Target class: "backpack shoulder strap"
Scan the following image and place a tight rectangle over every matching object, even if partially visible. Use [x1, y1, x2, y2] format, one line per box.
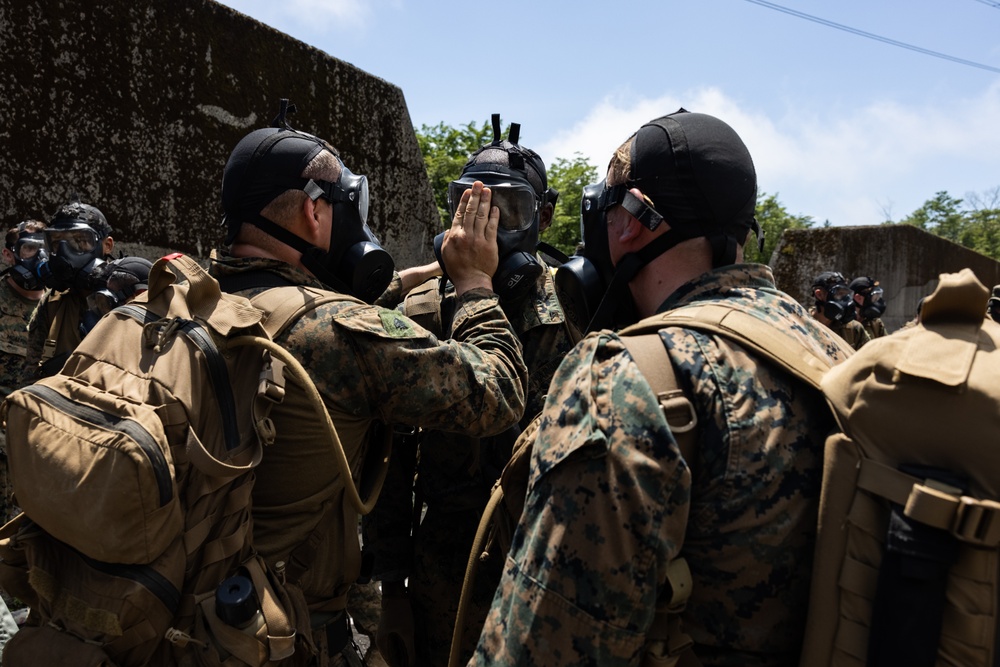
[620, 332, 699, 467]
[402, 278, 448, 338]
[622, 302, 838, 392]
[248, 285, 363, 340]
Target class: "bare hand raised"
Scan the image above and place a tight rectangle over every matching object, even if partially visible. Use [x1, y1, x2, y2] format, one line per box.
[441, 181, 499, 295]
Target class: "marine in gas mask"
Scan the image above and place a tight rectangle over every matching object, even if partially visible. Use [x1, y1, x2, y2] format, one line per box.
[0, 219, 49, 524]
[849, 275, 889, 338]
[22, 200, 116, 383]
[367, 115, 580, 667]
[0, 220, 47, 396]
[555, 109, 765, 335]
[433, 115, 560, 305]
[810, 271, 870, 351]
[2, 220, 48, 294]
[221, 100, 394, 304]
[79, 256, 152, 338]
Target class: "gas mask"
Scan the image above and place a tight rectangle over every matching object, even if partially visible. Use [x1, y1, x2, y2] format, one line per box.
[434, 167, 543, 302]
[81, 274, 148, 337]
[5, 233, 48, 291]
[858, 287, 886, 321]
[554, 180, 639, 333]
[819, 284, 857, 324]
[299, 161, 394, 304]
[37, 222, 107, 291]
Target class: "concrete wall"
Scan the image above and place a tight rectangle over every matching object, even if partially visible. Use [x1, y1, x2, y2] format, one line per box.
[0, 0, 438, 267]
[771, 225, 1000, 331]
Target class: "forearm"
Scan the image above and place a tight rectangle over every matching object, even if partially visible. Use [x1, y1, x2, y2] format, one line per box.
[446, 288, 527, 436]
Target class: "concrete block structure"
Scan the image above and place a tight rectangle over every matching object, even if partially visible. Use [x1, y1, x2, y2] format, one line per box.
[771, 225, 1000, 332]
[0, 0, 438, 267]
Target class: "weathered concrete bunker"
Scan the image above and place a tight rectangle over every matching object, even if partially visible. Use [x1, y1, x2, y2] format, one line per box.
[771, 225, 1000, 332]
[0, 0, 438, 266]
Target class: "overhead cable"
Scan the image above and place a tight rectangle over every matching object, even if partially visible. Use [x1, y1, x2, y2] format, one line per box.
[744, 0, 1000, 75]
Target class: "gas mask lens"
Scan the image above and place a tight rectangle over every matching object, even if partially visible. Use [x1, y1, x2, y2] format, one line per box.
[44, 226, 100, 257]
[828, 285, 852, 303]
[869, 287, 884, 303]
[447, 181, 539, 231]
[15, 236, 45, 260]
[87, 289, 121, 316]
[338, 167, 370, 225]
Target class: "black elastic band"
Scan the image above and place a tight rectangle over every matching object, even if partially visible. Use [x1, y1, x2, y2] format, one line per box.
[586, 225, 703, 333]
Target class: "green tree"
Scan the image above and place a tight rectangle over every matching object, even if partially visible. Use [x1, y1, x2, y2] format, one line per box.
[744, 192, 814, 264]
[540, 154, 599, 256]
[415, 120, 494, 227]
[899, 191, 966, 243]
[889, 189, 1000, 261]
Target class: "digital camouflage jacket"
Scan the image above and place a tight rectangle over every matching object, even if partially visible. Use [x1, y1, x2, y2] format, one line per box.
[474, 264, 848, 667]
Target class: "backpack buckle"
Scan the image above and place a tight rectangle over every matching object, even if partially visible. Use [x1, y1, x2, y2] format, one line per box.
[952, 497, 1000, 546]
[658, 390, 697, 434]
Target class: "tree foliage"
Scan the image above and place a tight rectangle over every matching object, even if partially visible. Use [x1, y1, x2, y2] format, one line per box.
[743, 192, 814, 264]
[415, 120, 494, 227]
[540, 154, 598, 256]
[892, 188, 1000, 261]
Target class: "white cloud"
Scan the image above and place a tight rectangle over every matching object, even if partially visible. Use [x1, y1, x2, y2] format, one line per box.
[540, 82, 1000, 226]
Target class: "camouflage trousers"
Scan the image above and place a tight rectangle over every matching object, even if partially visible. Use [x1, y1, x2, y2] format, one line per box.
[410, 505, 504, 667]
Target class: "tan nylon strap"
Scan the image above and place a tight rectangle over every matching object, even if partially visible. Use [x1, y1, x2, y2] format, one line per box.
[246, 556, 296, 661]
[184, 425, 263, 478]
[838, 557, 878, 598]
[856, 458, 917, 507]
[620, 333, 698, 468]
[857, 458, 1000, 545]
[834, 617, 870, 660]
[618, 330, 701, 667]
[248, 285, 361, 340]
[621, 303, 838, 391]
[184, 484, 254, 557]
[941, 605, 994, 646]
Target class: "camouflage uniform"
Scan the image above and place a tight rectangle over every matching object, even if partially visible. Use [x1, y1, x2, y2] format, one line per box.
[0, 277, 41, 523]
[809, 306, 870, 351]
[473, 265, 850, 667]
[21, 288, 87, 385]
[860, 316, 887, 339]
[366, 261, 579, 667]
[208, 254, 527, 659]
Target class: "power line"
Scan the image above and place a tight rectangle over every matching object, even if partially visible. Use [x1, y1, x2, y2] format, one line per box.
[971, 0, 1000, 9]
[743, 0, 1000, 75]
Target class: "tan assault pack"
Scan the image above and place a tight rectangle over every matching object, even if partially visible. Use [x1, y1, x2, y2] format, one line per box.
[0, 254, 384, 667]
[801, 269, 1000, 667]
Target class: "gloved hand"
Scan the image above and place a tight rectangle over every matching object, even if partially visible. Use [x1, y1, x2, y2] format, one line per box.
[376, 589, 415, 667]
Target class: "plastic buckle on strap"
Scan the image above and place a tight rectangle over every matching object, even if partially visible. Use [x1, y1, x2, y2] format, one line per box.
[952, 498, 1000, 546]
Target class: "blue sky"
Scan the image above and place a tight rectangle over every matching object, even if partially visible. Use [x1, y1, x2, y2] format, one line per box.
[214, 0, 1000, 226]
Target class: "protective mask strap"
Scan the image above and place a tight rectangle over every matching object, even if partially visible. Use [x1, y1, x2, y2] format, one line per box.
[586, 226, 701, 332]
[245, 214, 354, 295]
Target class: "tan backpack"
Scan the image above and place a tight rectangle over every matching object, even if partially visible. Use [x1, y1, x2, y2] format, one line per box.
[800, 268, 1000, 667]
[0, 254, 387, 667]
[618, 270, 1000, 666]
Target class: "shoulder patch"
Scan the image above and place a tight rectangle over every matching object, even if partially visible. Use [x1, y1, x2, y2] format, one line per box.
[379, 310, 418, 337]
